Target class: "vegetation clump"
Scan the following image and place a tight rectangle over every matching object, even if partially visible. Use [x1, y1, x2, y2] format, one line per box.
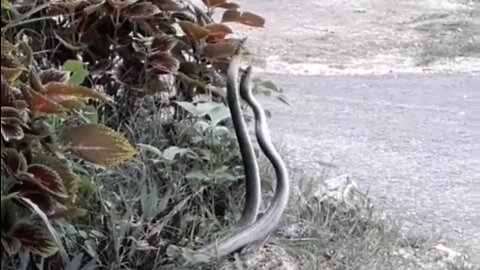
[1, 0, 277, 268]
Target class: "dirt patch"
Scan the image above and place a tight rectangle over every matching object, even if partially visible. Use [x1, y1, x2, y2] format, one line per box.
[411, 6, 480, 65]
[233, 0, 479, 74]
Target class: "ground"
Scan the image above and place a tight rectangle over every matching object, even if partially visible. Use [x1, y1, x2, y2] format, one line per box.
[260, 73, 480, 264]
[238, 0, 479, 74]
[219, 0, 480, 265]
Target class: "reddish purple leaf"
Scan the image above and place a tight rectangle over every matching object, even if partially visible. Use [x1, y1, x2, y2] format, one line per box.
[0, 123, 24, 142]
[9, 222, 58, 257]
[39, 69, 70, 84]
[1, 148, 27, 176]
[25, 193, 56, 215]
[155, 0, 184, 11]
[202, 0, 226, 7]
[127, 2, 161, 19]
[151, 35, 178, 53]
[1, 75, 16, 106]
[25, 164, 68, 199]
[216, 2, 240, 9]
[178, 21, 210, 42]
[239, 11, 265, 27]
[149, 53, 179, 75]
[221, 9, 241, 22]
[1, 106, 25, 142]
[13, 189, 56, 215]
[106, 0, 138, 10]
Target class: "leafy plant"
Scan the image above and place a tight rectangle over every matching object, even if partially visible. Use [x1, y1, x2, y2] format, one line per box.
[1, 0, 267, 126]
[0, 36, 136, 266]
[1, 0, 285, 268]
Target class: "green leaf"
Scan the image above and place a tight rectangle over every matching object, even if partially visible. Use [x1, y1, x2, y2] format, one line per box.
[140, 182, 160, 221]
[63, 60, 89, 86]
[162, 146, 197, 161]
[82, 105, 98, 124]
[185, 171, 208, 182]
[65, 253, 84, 270]
[207, 104, 230, 126]
[137, 143, 163, 157]
[175, 101, 231, 125]
[174, 101, 199, 116]
[195, 102, 222, 117]
[212, 167, 239, 183]
[157, 188, 171, 214]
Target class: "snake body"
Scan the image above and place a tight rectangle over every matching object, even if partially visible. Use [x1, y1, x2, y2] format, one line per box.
[239, 65, 290, 243]
[192, 56, 290, 263]
[225, 55, 262, 228]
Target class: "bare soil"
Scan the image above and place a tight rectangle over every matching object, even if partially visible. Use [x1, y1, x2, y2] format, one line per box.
[235, 0, 479, 74]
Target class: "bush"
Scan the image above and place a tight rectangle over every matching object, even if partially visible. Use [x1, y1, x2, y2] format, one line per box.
[1, 0, 277, 268]
[1, 55, 136, 268]
[2, 0, 266, 126]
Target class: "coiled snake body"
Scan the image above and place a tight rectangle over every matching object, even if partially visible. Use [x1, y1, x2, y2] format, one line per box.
[192, 54, 290, 263]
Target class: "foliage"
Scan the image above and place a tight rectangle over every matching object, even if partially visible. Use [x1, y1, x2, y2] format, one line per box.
[1, 32, 136, 268]
[8, 106, 258, 269]
[1, 0, 268, 126]
[1, 0, 286, 268]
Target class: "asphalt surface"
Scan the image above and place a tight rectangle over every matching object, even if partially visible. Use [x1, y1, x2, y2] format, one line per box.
[256, 72, 480, 255]
[228, 0, 480, 259]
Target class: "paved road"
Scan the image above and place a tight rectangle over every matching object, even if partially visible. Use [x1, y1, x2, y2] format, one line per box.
[230, 0, 480, 259]
[257, 72, 480, 255]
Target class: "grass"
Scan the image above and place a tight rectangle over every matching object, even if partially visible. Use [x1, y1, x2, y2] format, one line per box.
[31, 106, 478, 269]
[277, 176, 477, 270]
[413, 11, 480, 66]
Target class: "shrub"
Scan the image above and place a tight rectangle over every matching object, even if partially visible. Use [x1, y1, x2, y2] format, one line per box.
[2, 0, 266, 127]
[1, 0, 277, 268]
[1, 40, 136, 268]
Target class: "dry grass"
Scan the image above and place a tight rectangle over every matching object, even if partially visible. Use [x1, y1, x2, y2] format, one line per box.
[414, 10, 480, 66]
